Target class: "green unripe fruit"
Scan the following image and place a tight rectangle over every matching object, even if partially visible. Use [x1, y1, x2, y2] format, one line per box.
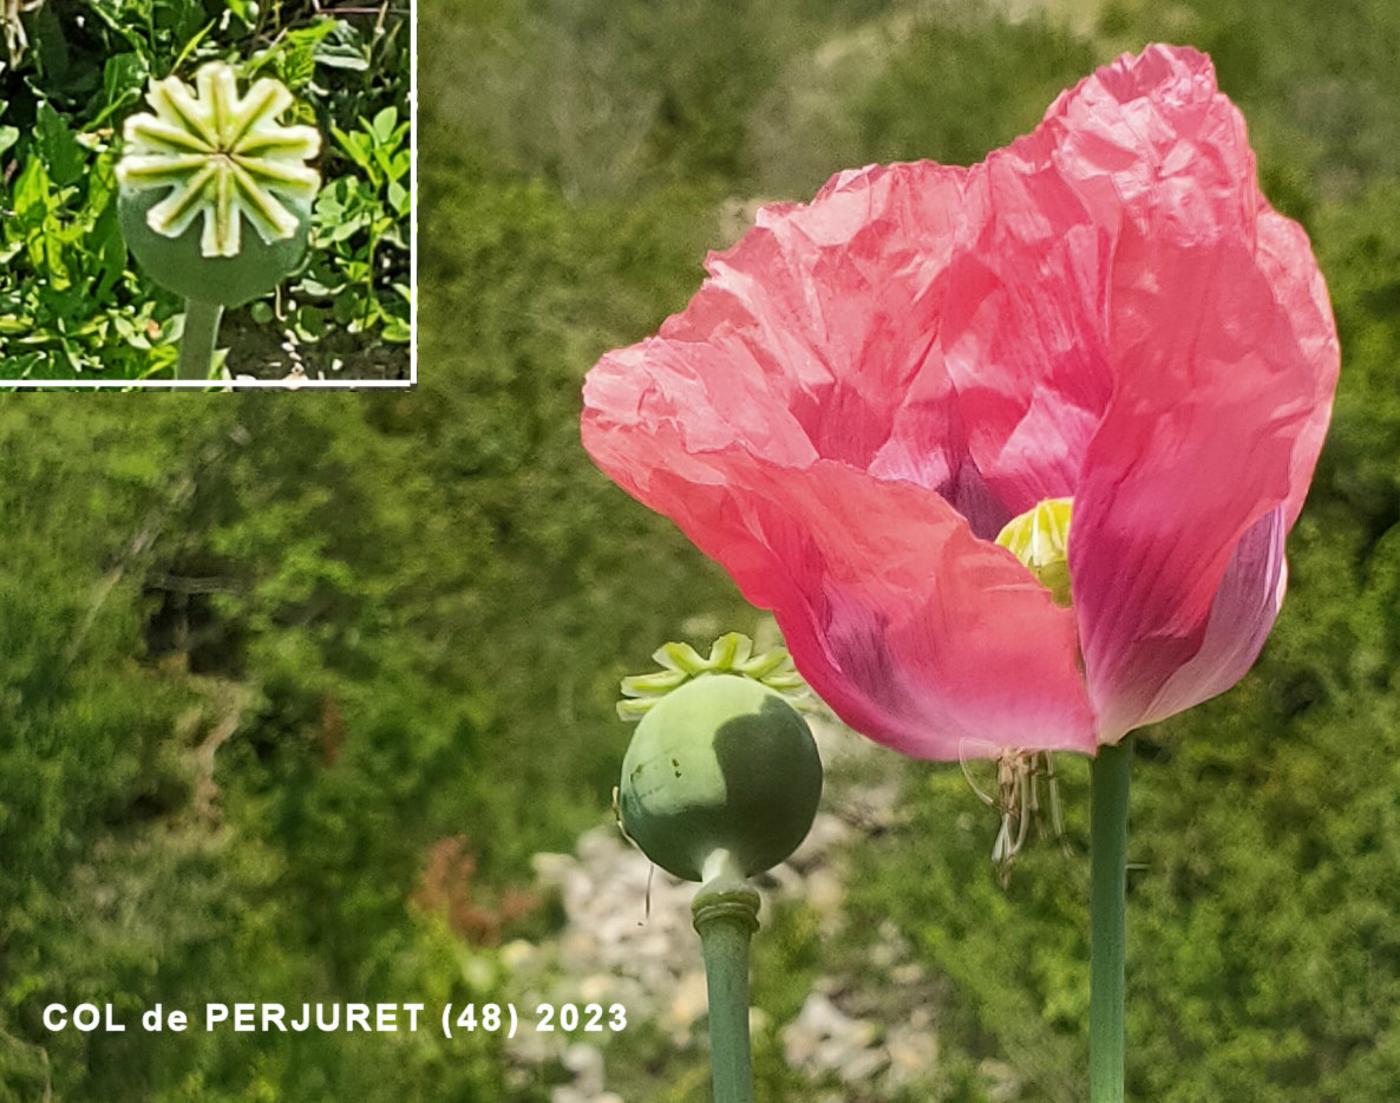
[619, 674, 822, 882]
[118, 186, 311, 308]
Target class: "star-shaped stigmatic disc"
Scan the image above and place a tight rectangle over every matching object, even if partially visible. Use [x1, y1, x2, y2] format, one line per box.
[116, 62, 321, 259]
[616, 632, 813, 721]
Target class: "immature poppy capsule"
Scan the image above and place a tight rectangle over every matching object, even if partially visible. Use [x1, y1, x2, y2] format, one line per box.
[118, 189, 313, 308]
[618, 672, 822, 883]
[116, 62, 321, 307]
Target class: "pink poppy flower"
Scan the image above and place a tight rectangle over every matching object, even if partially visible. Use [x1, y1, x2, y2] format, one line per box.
[581, 44, 1338, 761]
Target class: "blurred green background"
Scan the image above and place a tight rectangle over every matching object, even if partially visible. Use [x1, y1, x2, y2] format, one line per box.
[4, 0, 1400, 1098]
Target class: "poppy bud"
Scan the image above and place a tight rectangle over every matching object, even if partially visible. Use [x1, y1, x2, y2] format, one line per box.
[618, 671, 822, 883]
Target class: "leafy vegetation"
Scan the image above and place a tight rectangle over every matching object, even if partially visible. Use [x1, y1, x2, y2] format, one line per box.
[1, 0, 1398, 1100]
[0, 0, 409, 380]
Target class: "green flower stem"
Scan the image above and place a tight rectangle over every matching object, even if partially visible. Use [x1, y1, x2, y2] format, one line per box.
[177, 299, 224, 380]
[1089, 736, 1134, 1103]
[692, 851, 759, 1103]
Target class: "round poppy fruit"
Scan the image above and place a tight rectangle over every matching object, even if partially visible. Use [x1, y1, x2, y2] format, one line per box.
[118, 186, 312, 308]
[618, 674, 822, 882]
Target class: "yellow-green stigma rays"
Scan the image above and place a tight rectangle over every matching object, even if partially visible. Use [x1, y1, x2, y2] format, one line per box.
[995, 497, 1074, 606]
[616, 632, 811, 721]
[116, 62, 320, 259]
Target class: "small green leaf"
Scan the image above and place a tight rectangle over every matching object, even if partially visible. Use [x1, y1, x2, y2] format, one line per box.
[387, 180, 410, 217]
[225, 0, 258, 25]
[102, 53, 148, 115]
[12, 158, 54, 220]
[295, 304, 325, 339]
[36, 103, 86, 188]
[371, 107, 397, 143]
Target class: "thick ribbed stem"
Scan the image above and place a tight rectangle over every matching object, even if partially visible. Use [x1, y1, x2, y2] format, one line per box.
[692, 850, 758, 1103]
[1089, 736, 1133, 1103]
[177, 299, 223, 380]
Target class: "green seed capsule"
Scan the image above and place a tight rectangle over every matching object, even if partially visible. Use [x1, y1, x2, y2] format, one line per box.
[618, 674, 822, 882]
[118, 186, 312, 308]
[115, 63, 321, 309]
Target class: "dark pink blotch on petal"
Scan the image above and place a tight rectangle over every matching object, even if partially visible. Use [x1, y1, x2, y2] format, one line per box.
[1134, 507, 1286, 728]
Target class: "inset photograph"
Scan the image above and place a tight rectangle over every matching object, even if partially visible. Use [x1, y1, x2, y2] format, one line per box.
[0, 0, 412, 385]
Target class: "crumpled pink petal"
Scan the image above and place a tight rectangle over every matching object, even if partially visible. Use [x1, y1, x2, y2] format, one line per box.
[584, 162, 1095, 759]
[937, 135, 1117, 516]
[1044, 47, 1339, 740]
[581, 43, 1338, 759]
[584, 404, 1097, 759]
